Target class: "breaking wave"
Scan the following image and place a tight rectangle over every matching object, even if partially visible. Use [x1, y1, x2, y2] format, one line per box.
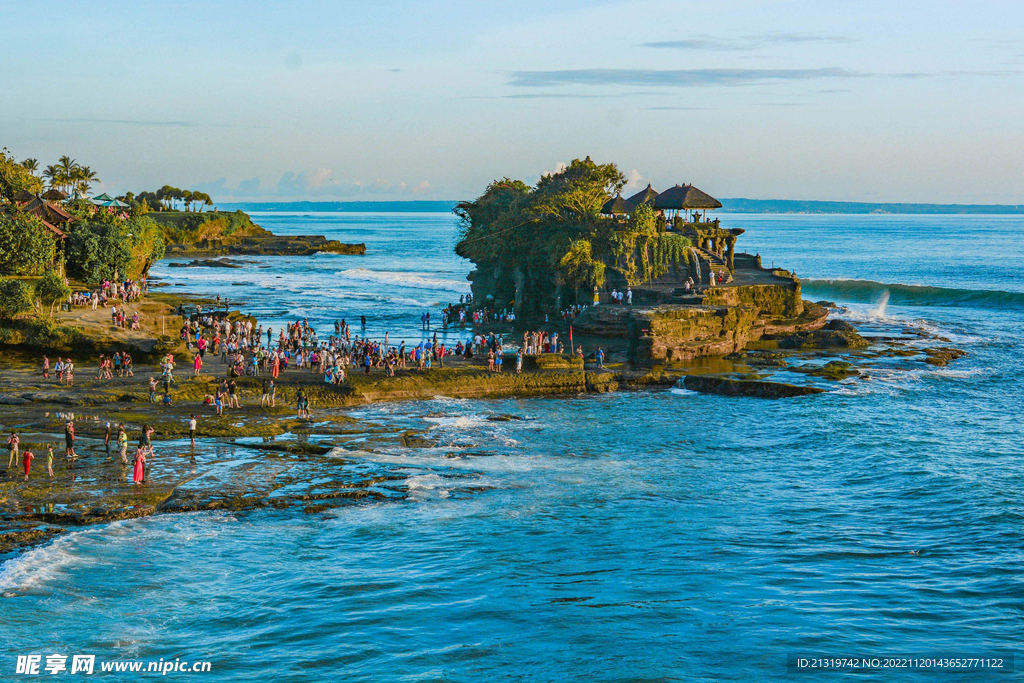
[336, 268, 470, 293]
[803, 279, 1024, 311]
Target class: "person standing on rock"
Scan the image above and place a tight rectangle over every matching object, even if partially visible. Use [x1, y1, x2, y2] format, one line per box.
[596, 347, 605, 369]
[188, 415, 197, 449]
[64, 422, 77, 459]
[117, 426, 129, 464]
[42, 355, 50, 379]
[132, 445, 146, 485]
[7, 432, 19, 469]
[104, 423, 112, 459]
[22, 448, 33, 481]
[46, 444, 55, 478]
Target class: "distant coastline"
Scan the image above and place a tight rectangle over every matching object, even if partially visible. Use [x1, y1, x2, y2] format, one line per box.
[219, 199, 1024, 215]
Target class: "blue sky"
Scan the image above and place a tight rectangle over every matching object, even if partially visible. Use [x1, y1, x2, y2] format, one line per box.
[3, 0, 1023, 203]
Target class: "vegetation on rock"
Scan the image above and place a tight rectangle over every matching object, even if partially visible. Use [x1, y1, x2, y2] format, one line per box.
[455, 158, 690, 313]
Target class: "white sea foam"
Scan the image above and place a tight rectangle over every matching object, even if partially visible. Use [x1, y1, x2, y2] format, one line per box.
[406, 473, 451, 498]
[336, 267, 470, 293]
[424, 415, 489, 430]
[0, 523, 115, 595]
[669, 386, 698, 397]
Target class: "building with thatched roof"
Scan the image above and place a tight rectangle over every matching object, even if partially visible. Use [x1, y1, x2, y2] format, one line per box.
[42, 188, 68, 202]
[625, 184, 659, 209]
[12, 189, 37, 205]
[652, 184, 722, 211]
[600, 194, 632, 216]
[20, 196, 76, 229]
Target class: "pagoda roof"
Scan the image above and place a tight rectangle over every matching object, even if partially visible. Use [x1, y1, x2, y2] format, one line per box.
[625, 184, 659, 208]
[652, 184, 722, 210]
[600, 194, 633, 215]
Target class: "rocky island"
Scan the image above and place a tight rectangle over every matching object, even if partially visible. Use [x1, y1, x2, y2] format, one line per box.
[0, 153, 968, 555]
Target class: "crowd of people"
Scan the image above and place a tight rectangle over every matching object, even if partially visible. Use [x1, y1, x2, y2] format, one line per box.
[6, 420, 157, 485]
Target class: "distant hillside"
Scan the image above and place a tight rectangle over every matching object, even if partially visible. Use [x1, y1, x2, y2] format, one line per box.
[718, 199, 1024, 214]
[218, 199, 1024, 215]
[219, 201, 460, 213]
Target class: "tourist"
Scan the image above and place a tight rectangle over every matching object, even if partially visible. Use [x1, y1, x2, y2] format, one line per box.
[188, 415, 197, 449]
[149, 377, 158, 402]
[64, 421, 77, 459]
[22, 448, 33, 480]
[117, 426, 129, 464]
[296, 390, 309, 418]
[42, 355, 49, 379]
[7, 432, 19, 469]
[516, 350, 523, 374]
[626, 288, 633, 305]
[132, 445, 146, 485]
[596, 347, 605, 369]
[46, 444, 55, 478]
[104, 422, 112, 459]
[214, 386, 224, 416]
[194, 352, 202, 376]
[229, 380, 240, 408]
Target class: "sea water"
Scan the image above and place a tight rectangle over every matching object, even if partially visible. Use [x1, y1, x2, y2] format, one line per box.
[2, 213, 1022, 681]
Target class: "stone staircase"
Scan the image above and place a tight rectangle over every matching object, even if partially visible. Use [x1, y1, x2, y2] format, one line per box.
[692, 247, 733, 285]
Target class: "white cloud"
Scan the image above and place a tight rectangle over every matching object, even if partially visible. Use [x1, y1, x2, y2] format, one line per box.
[624, 168, 645, 192]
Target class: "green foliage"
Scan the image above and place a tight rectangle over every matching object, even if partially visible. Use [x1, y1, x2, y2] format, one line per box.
[42, 156, 99, 196]
[64, 216, 165, 283]
[455, 158, 624, 273]
[0, 278, 34, 319]
[0, 147, 43, 202]
[0, 212, 57, 275]
[559, 239, 606, 290]
[35, 270, 71, 317]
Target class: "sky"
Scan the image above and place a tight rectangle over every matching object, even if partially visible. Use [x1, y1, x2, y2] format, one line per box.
[3, 0, 1024, 204]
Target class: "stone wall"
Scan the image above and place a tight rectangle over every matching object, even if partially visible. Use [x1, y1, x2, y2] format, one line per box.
[700, 281, 803, 317]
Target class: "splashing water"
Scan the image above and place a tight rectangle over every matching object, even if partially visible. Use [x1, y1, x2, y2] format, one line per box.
[871, 290, 890, 318]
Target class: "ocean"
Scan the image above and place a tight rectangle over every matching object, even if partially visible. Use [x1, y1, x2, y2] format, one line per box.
[2, 213, 1022, 681]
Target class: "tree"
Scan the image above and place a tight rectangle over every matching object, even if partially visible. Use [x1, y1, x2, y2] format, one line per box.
[35, 270, 71, 318]
[0, 212, 57, 275]
[21, 158, 39, 174]
[181, 189, 194, 211]
[559, 239, 606, 292]
[0, 148, 43, 201]
[0, 278, 34, 319]
[72, 165, 99, 195]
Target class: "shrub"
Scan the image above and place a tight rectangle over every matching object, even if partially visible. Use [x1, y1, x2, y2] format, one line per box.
[0, 212, 57, 275]
[0, 278, 34, 318]
[35, 270, 71, 317]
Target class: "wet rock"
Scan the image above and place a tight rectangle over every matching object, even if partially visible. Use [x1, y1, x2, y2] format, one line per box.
[773, 319, 870, 350]
[796, 360, 859, 381]
[923, 347, 967, 366]
[167, 258, 243, 268]
[683, 375, 826, 398]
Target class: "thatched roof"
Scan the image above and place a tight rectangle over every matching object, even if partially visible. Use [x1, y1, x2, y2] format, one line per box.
[13, 189, 36, 204]
[600, 194, 632, 215]
[21, 197, 76, 225]
[42, 188, 68, 201]
[652, 184, 722, 210]
[625, 184, 659, 208]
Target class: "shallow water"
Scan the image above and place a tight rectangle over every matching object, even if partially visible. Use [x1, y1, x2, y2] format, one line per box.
[3, 213, 1023, 681]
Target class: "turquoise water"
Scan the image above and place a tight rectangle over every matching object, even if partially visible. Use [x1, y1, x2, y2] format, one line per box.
[2, 214, 1022, 681]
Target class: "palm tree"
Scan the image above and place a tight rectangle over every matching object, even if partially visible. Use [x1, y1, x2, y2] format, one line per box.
[21, 158, 39, 175]
[72, 165, 99, 195]
[43, 164, 69, 192]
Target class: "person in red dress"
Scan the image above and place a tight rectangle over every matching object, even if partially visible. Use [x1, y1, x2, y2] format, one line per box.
[22, 449, 33, 481]
[132, 446, 146, 484]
